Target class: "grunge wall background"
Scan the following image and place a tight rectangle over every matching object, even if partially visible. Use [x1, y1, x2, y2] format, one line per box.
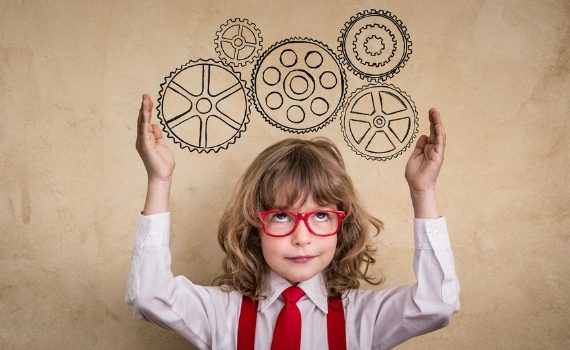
[1, 0, 568, 348]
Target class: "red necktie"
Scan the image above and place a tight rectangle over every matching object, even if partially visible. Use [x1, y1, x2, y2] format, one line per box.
[271, 286, 305, 350]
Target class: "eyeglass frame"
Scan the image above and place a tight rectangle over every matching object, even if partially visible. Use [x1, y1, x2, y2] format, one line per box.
[258, 209, 346, 237]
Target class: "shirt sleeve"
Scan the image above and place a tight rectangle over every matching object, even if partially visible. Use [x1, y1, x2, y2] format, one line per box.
[345, 216, 461, 350]
[124, 212, 237, 350]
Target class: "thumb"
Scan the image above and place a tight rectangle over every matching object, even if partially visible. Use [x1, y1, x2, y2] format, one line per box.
[411, 135, 428, 156]
[151, 124, 164, 143]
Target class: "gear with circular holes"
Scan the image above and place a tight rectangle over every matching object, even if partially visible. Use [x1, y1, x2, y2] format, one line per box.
[157, 59, 250, 153]
[215, 18, 263, 67]
[341, 84, 418, 161]
[252, 37, 347, 133]
[338, 9, 412, 81]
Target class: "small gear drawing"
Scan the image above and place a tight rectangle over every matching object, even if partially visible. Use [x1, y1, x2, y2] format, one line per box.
[364, 35, 385, 56]
[157, 59, 250, 153]
[251, 37, 347, 133]
[341, 83, 418, 161]
[215, 18, 263, 67]
[354, 24, 397, 67]
[338, 9, 412, 81]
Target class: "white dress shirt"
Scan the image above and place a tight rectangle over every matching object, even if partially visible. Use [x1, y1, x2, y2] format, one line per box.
[125, 212, 460, 349]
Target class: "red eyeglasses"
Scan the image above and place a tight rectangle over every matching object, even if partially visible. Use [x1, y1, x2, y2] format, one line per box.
[258, 210, 346, 237]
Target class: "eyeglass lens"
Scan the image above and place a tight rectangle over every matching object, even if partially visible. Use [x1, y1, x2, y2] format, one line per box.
[263, 211, 340, 236]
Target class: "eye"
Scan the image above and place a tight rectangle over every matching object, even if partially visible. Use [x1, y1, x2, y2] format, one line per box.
[312, 211, 331, 222]
[271, 212, 293, 223]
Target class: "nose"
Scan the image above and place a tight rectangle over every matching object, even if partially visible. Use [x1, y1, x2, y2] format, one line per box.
[291, 219, 312, 246]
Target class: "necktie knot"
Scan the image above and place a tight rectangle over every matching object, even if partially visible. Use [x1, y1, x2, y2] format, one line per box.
[281, 286, 305, 304]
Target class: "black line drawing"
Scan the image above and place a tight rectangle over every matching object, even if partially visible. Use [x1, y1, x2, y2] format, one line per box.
[338, 9, 412, 81]
[157, 59, 250, 153]
[251, 37, 347, 133]
[341, 84, 418, 161]
[355, 24, 397, 67]
[215, 18, 263, 67]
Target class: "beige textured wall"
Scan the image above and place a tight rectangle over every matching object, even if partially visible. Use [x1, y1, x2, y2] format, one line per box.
[1, 0, 568, 349]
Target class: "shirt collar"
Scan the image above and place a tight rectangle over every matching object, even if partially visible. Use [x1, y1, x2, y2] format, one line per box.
[259, 270, 329, 314]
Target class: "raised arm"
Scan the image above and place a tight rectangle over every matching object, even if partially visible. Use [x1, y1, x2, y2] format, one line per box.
[136, 94, 175, 214]
[127, 95, 236, 349]
[344, 109, 459, 349]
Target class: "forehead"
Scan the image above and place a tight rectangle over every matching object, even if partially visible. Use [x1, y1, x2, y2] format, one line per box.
[271, 191, 337, 211]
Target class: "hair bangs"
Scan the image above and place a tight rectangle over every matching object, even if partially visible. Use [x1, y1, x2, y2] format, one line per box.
[258, 147, 346, 210]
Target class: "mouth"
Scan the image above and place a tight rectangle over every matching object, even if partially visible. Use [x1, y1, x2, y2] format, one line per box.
[286, 255, 317, 263]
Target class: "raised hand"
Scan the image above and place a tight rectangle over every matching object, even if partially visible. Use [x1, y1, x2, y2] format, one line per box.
[404, 108, 446, 218]
[405, 108, 446, 192]
[135, 94, 175, 182]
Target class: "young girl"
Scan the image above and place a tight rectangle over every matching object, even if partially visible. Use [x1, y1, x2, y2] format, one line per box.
[126, 94, 460, 349]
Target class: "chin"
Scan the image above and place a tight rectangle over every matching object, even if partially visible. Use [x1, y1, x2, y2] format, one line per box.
[283, 270, 319, 284]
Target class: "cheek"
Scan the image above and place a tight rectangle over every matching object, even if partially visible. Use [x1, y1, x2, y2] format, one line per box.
[321, 236, 338, 261]
[260, 233, 281, 263]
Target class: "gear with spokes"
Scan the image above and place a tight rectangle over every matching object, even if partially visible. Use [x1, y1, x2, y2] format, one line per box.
[341, 83, 418, 161]
[215, 18, 263, 67]
[157, 59, 250, 153]
[338, 9, 412, 81]
[251, 37, 347, 133]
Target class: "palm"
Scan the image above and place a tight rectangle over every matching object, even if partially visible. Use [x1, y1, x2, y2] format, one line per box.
[144, 127, 175, 178]
[405, 108, 446, 192]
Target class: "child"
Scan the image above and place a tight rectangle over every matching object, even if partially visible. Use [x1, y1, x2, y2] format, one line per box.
[126, 94, 460, 349]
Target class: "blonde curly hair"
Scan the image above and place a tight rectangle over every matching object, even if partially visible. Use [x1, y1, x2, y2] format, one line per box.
[213, 137, 384, 298]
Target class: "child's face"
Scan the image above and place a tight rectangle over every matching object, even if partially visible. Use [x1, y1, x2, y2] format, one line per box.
[260, 196, 338, 284]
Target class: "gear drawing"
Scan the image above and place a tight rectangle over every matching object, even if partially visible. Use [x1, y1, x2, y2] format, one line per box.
[354, 24, 397, 67]
[157, 59, 250, 153]
[338, 9, 412, 81]
[364, 35, 385, 56]
[215, 18, 263, 67]
[341, 84, 418, 161]
[251, 37, 347, 133]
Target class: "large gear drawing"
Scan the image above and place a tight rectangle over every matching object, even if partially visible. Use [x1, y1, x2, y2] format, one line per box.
[157, 59, 250, 153]
[251, 37, 347, 133]
[338, 9, 412, 81]
[215, 18, 263, 67]
[341, 84, 418, 161]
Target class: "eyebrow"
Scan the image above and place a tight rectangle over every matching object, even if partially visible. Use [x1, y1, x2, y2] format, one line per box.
[271, 204, 338, 211]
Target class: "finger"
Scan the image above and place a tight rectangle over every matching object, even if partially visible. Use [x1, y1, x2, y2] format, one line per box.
[137, 95, 145, 137]
[429, 108, 443, 142]
[412, 135, 428, 156]
[139, 94, 153, 129]
[430, 108, 446, 153]
[139, 95, 156, 148]
[142, 94, 153, 123]
[434, 123, 445, 154]
[428, 108, 437, 143]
